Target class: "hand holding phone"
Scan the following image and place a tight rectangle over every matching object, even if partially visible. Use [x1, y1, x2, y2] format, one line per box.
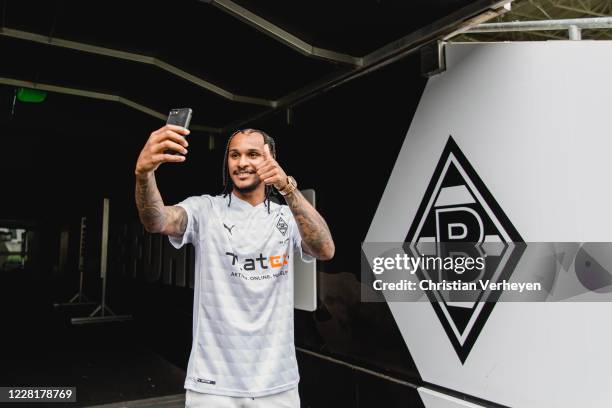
[135, 109, 192, 176]
[165, 108, 192, 155]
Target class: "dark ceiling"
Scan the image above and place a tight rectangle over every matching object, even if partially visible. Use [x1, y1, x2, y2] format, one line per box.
[0, 0, 505, 132]
[231, 0, 480, 55]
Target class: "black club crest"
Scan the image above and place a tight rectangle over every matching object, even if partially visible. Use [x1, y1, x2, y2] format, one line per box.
[405, 136, 524, 363]
[276, 217, 288, 236]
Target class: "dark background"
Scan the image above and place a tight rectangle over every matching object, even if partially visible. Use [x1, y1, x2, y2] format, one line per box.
[0, 0, 500, 406]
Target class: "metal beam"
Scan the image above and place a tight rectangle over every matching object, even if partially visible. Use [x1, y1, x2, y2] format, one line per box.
[467, 16, 612, 34]
[1, 0, 513, 134]
[223, 0, 512, 131]
[0, 77, 223, 133]
[0, 27, 274, 107]
[363, 3, 510, 66]
[202, 0, 362, 66]
[550, 1, 609, 18]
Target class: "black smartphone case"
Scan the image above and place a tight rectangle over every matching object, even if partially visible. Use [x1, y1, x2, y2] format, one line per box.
[165, 108, 192, 155]
[167, 108, 192, 129]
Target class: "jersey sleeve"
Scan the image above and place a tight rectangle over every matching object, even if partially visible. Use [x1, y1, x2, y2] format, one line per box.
[288, 211, 316, 263]
[168, 195, 212, 249]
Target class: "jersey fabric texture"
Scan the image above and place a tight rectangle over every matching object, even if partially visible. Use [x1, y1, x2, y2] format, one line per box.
[169, 192, 315, 398]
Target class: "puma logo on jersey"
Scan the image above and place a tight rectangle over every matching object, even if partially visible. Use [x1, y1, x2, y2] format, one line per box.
[223, 223, 236, 235]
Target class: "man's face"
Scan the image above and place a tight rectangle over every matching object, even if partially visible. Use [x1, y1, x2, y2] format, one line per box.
[228, 131, 267, 194]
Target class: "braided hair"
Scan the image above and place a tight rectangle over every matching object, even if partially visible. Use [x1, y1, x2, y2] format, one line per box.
[222, 128, 277, 213]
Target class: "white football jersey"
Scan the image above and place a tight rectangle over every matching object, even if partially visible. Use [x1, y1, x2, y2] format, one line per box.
[169, 192, 314, 397]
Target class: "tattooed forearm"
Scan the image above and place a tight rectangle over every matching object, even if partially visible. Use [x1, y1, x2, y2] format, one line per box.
[135, 172, 166, 233]
[135, 173, 187, 235]
[165, 206, 188, 236]
[284, 189, 335, 260]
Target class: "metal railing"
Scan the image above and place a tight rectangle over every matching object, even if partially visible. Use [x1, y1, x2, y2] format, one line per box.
[467, 16, 612, 40]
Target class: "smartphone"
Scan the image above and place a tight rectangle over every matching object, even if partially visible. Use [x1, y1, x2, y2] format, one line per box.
[165, 108, 192, 155]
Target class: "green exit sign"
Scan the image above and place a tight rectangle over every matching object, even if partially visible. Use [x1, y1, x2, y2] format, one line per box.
[16, 88, 47, 103]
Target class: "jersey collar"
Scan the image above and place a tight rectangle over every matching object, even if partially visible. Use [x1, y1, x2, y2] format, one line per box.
[231, 191, 267, 210]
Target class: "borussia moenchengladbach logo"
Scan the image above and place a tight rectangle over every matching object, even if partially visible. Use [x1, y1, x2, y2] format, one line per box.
[405, 136, 524, 363]
[276, 217, 288, 236]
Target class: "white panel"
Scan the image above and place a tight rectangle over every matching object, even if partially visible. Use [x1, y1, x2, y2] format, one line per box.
[294, 189, 317, 312]
[100, 198, 109, 279]
[435, 185, 476, 207]
[366, 41, 612, 407]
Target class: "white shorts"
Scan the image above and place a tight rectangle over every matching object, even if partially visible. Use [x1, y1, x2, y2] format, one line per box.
[185, 387, 300, 408]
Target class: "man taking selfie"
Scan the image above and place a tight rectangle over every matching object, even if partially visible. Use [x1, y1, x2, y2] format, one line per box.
[134, 125, 335, 408]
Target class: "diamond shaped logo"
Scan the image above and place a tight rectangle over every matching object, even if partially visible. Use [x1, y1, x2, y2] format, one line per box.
[276, 217, 288, 236]
[405, 136, 524, 363]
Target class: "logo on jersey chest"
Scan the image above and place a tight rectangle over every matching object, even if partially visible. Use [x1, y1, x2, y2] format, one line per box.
[223, 223, 236, 235]
[276, 217, 288, 236]
[225, 251, 289, 271]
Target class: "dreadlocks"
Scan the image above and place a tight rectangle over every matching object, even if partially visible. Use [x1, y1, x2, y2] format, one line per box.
[222, 128, 277, 213]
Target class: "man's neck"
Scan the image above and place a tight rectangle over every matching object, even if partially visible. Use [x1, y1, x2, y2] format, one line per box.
[232, 187, 266, 207]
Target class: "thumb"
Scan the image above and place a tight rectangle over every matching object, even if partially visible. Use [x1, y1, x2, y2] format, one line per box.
[263, 143, 272, 160]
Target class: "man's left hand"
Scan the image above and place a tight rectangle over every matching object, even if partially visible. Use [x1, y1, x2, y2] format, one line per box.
[256, 144, 288, 190]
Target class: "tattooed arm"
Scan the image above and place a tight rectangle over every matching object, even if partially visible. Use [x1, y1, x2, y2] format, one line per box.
[135, 172, 187, 236]
[283, 189, 335, 260]
[255, 143, 334, 260]
[134, 124, 190, 236]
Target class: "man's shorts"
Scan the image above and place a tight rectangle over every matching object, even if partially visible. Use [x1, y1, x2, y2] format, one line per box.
[185, 387, 300, 408]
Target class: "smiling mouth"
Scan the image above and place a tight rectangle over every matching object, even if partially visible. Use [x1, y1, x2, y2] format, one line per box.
[235, 171, 254, 179]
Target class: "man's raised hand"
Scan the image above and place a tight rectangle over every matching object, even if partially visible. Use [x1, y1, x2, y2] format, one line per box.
[135, 124, 190, 176]
[256, 143, 288, 190]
